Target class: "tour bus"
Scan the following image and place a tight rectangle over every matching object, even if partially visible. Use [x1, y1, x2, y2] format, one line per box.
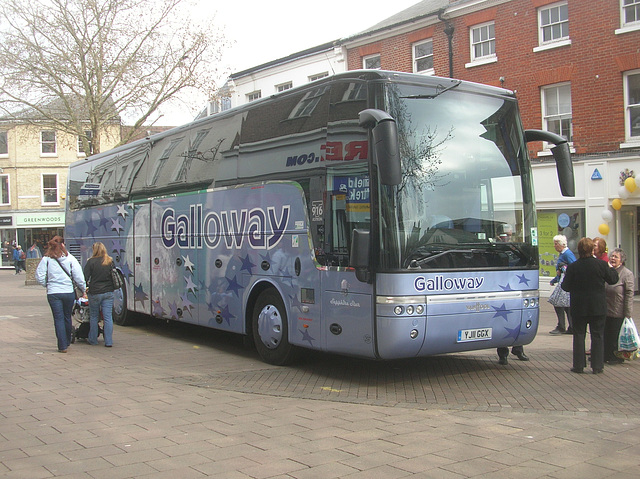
[65, 70, 573, 365]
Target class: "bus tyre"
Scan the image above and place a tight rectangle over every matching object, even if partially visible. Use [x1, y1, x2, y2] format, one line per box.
[252, 290, 296, 365]
[112, 273, 130, 326]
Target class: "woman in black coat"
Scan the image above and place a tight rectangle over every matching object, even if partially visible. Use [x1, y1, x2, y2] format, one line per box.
[561, 237, 618, 374]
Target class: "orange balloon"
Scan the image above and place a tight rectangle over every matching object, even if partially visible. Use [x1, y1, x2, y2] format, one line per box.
[598, 223, 610, 235]
[612, 198, 622, 210]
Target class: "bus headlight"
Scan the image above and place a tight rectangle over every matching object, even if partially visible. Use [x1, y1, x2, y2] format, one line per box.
[406, 305, 415, 315]
[416, 304, 424, 314]
[394, 306, 404, 315]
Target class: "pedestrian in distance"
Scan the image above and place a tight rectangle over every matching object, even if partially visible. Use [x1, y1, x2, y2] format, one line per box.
[83, 242, 115, 347]
[604, 248, 634, 365]
[12, 244, 25, 274]
[35, 236, 86, 353]
[549, 234, 576, 335]
[561, 237, 618, 374]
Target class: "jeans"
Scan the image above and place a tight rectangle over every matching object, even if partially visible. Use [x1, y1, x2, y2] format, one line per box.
[88, 291, 114, 346]
[47, 293, 76, 351]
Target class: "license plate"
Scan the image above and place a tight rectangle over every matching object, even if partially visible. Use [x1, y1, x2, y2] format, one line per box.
[458, 328, 492, 342]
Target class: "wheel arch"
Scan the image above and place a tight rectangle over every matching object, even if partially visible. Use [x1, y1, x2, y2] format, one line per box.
[245, 279, 288, 337]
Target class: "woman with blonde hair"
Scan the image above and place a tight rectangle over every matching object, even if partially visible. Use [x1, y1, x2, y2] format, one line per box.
[35, 236, 86, 353]
[83, 242, 116, 347]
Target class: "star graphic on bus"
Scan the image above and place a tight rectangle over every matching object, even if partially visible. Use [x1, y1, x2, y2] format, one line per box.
[499, 283, 513, 291]
[299, 328, 316, 346]
[502, 324, 520, 341]
[517, 274, 530, 285]
[240, 254, 256, 274]
[168, 300, 179, 320]
[111, 239, 125, 254]
[288, 293, 304, 312]
[134, 283, 148, 307]
[117, 204, 129, 218]
[182, 254, 195, 273]
[98, 211, 111, 230]
[218, 304, 235, 325]
[492, 303, 511, 321]
[180, 293, 195, 315]
[226, 275, 242, 297]
[85, 219, 98, 237]
[152, 298, 165, 317]
[110, 218, 124, 234]
[119, 262, 133, 278]
[184, 275, 198, 294]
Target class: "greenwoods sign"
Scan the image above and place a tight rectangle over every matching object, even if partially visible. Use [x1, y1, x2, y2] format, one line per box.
[15, 212, 65, 226]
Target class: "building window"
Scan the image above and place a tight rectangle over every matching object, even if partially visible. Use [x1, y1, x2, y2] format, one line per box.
[42, 174, 59, 204]
[413, 39, 434, 74]
[363, 54, 381, 70]
[470, 22, 495, 62]
[0, 175, 9, 205]
[542, 83, 572, 143]
[247, 91, 261, 102]
[623, 0, 640, 25]
[276, 82, 293, 92]
[289, 86, 329, 119]
[150, 137, 183, 186]
[78, 130, 93, 156]
[309, 72, 328, 82]
[41, 130, 56, 155]
[0, 131, 7, 156]
[624, 70, 640, 141]
[539, 2, 569, 45]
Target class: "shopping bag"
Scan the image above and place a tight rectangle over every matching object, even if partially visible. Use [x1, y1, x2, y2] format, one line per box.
[616, 317, 640, 360]
[548, 284, 570, 308]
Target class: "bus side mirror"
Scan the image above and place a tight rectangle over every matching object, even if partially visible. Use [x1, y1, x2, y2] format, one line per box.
[350, 229, 371, 283]
[525, 129, 575, 197]
[359, 109, 402, 186]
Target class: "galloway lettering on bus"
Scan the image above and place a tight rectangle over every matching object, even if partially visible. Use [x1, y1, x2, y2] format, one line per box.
[161, 204, 290, 250]
[414, 275, 485, 292]
[285, 141, 368, 167]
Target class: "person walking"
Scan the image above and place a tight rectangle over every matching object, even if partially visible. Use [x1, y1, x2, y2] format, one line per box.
[549, 235, 576, 335]
[604, 248, 634, 365]
[35, 236, 86, 353]
[83, 242, 115, 347]
[561, 237, 618, 374]
[12, 244, 25, 274]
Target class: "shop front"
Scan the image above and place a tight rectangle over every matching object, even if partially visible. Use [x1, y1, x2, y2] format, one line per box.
[1, 211, 65, 268]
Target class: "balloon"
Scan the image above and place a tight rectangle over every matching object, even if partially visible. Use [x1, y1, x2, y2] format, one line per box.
[619, 185, 630, 199]
[598, 223, 610, 235]
[601, 209, 613, 222]
[625, 176, 636, 193]
[612, 198, 622, 210]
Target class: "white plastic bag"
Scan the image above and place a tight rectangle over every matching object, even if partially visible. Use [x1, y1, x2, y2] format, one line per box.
[616, 317, 640, 360]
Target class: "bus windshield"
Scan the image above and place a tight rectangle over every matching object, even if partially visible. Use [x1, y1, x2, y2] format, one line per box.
[379, 82, 536, 271]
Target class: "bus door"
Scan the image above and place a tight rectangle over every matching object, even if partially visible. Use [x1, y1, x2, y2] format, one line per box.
[319, 182, 375, 359]
[132, 201, 152, 316]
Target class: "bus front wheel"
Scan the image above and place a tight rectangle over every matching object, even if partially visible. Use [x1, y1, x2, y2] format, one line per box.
[252, 290, 296, 365]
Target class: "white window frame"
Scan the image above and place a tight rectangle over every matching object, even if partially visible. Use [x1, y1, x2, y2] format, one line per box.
[247, 91, 261, 102]
[0, 131, 7, 157]
[541, 83, 573, 147]
[466, 22, 497, 68]
[0, 174, 9, 205]
[363, 54, 381, 70]
[622, 70, 640, 147]
[276, 82, 293, 93]
[41, 173, 59, 205]
[309, 72, 328, 82]
[77, 130, 93, 157]
[413, 39, 434, 75]
[617, 0, 640, 34]
[534, 2, 570, 52]
[40, 130, 57, 157]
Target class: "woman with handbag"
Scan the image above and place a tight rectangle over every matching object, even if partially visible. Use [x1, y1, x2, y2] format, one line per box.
[83, 242, 116, 347]
[604, 248, 634, 365]
[35, 236, 86, 353]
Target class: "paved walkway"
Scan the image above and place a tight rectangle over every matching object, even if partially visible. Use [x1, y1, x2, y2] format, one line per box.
[1, 270, 639, 478]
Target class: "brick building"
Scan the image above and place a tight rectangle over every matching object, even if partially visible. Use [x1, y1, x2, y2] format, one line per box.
[0, 103, 120, 268]
[341, 0, 640, 288]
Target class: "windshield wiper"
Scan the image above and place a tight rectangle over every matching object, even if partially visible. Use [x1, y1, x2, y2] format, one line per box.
[400, 80, 462, 100]
[408, 248, 482, 268]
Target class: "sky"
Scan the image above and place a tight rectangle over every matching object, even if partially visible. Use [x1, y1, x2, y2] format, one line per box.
[158, 0, 421, 125]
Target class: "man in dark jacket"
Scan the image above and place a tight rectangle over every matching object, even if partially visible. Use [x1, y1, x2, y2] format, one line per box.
[562, 237, 618, 374]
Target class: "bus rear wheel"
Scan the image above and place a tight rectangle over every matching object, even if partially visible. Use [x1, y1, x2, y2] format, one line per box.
[112, 273, 130, 326]
[252, 289, 296, 365]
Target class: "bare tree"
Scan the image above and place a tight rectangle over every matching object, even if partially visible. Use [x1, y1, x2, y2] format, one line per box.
[0, 0, 228, 154]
